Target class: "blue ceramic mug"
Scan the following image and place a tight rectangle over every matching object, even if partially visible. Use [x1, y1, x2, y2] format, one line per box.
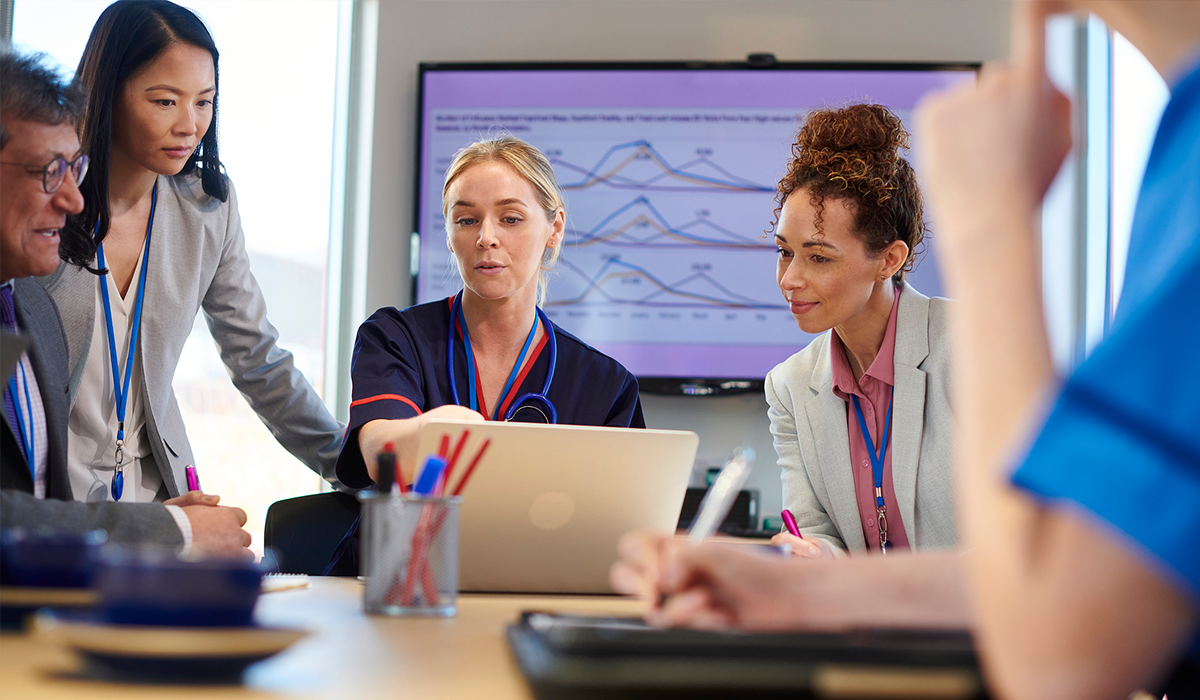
[96, 547, 265, 627]
[0, 529, 107, 588]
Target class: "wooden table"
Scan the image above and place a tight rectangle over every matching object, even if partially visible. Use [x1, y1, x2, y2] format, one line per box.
[0, 577, 645, 699]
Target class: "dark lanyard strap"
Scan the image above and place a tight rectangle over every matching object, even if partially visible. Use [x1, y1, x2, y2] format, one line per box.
[8, 363, 35, 474]
[94, 186, 156, 501]
[851, 387, 894, 509]
[451, 292, 539, 421]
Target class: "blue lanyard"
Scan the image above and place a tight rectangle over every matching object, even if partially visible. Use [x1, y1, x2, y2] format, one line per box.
[851, 388, 894, 509]
[94, 186, 156, 501]
[7, 362, 35, 475]
[454, 293, 538, 421]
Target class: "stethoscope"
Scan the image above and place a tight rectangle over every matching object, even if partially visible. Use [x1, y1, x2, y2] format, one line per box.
[447, 291, 558, 424]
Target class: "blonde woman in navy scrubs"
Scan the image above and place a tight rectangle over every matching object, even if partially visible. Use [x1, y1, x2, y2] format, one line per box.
[334, 135, 644, 491]
[766, 104, 957, 557]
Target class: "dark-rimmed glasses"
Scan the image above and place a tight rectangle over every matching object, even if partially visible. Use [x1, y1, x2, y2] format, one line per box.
[0, 154, 90, 194]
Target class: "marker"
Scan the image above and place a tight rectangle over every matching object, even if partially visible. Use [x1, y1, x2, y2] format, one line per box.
[781, 509, 802, 538]
[413, 454, 447, 496]
[185, 465, 200, 492]
[376, 449, 397, 495]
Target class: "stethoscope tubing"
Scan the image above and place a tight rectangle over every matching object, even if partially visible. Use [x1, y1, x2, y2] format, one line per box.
[447, 292, 558, 423]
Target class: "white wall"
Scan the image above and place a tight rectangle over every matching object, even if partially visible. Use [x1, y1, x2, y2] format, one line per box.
[362, 0, 1010, 525]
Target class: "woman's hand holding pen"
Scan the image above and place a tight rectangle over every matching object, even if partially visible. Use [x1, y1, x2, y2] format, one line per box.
[769, 532, 825, 558]
[610, 532, 735, 629]
[611, 532, 822, 632]
[612, 533, 974, 633]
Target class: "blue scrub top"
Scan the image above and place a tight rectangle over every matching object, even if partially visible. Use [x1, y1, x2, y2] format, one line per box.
[1012, 58, 1200, 639]
[335, 297, 645, 489]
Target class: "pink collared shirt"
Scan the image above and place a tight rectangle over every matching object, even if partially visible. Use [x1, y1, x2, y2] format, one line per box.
[829, 286, 910, 552]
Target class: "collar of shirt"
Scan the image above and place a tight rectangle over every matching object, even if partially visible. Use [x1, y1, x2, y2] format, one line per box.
[830, 285, 903, 401]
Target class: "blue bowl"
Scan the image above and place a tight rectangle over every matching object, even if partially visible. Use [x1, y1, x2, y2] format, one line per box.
[96, 548, 265, 627]
[0, 529, 107, 588]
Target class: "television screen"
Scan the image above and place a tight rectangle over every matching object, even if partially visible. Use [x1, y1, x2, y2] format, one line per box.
[415, 62, 976, 393]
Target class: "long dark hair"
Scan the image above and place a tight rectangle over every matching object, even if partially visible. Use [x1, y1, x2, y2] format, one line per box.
[61, 0, 228, 269]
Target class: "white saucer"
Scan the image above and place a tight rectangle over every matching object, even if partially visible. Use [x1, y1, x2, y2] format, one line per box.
[34, 608, 307, 658]
[0, 586, 98, 607]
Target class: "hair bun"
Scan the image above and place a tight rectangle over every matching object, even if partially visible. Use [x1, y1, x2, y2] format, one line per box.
[771, 102, 927, 283]
[796, 103, 908, 155]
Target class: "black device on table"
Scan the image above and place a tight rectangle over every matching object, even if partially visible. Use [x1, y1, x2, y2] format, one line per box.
[507, 611, 988, 699]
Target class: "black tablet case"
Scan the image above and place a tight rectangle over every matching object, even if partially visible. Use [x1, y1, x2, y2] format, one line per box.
[508, 612, 990, 699]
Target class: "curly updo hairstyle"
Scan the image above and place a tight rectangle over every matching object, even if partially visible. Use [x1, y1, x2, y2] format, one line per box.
[773, 103, 927, 283]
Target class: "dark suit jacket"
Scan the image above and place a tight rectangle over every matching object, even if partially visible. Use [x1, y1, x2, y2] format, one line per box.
[0, 277, 182, 545]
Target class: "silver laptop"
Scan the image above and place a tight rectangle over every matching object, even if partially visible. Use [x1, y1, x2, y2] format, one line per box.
[415, 419, 698, 594]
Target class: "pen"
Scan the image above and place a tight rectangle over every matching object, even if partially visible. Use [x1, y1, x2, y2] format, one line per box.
[781, 509, 802, 538]
[657, 449, 755, 608]
[185, 465, 200, 492]
[686, 448, 754, 543]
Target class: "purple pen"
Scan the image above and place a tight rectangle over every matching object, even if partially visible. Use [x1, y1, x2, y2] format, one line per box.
[781, 509, 803, 538]
[185, 465, 200, 492]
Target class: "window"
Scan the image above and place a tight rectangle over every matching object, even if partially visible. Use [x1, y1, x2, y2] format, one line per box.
[13, 0, 347, 556]
[1110, 31, 1169, 316]
[1040, 14, 1168, 369]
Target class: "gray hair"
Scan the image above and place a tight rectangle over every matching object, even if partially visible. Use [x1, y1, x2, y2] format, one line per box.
[0, 48, 85, 149]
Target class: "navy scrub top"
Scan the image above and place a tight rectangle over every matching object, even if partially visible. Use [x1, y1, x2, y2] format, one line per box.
[335, 297, 646, 489]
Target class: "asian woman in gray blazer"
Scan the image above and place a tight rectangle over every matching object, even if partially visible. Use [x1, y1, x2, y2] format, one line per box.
[766, 105, 956, 557]
[41, 0, 342, 510]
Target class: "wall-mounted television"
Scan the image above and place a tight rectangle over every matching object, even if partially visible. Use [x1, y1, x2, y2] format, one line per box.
[414, 60, 977, 395]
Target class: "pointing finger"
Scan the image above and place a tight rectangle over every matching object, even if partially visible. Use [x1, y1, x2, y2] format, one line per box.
[1012, 0, 1070, 76]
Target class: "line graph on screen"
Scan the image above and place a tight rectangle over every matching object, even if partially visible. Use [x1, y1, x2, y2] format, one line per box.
[553, 140, 773, 193]
[565, 196, 775, 250]
[547, 257, 783, 310]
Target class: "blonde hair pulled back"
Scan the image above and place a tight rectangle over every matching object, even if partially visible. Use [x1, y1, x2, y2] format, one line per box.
[442, 135, 565, 304]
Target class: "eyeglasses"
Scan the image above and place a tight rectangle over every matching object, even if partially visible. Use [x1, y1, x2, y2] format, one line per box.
[0, 154, 90, 193]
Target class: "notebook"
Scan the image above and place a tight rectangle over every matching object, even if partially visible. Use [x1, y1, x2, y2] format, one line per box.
[414, 419, 699, 594]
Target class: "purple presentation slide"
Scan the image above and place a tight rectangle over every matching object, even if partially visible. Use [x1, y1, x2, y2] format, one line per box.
[416, 66, 975, 380]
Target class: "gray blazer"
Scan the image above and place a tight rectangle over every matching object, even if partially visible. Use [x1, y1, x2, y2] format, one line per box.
[765, 282, 957, 553]
[1, 278, 181, 545]
[39, 173, 344, 498]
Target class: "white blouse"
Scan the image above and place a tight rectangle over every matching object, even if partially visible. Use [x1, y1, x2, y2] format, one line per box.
[67, 248, 162, 503]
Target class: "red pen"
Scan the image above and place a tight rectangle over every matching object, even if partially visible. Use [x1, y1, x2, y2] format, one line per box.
[185, 465, 200, 492]
[781, 509, 802, 538]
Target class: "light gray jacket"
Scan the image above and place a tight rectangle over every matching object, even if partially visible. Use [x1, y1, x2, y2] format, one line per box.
[765, 283, 957, 553]
[39, 173, 344, 498]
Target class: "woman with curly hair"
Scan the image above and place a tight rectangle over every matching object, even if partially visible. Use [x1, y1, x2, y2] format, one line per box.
[765, 103, 956, 558]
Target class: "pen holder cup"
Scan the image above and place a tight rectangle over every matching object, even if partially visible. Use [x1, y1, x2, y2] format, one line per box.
[360, 493, 460, 617]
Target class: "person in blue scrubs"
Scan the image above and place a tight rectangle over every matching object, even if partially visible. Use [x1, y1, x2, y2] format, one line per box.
[335, 135, 644, 491]
[611, 2, 1200, 696]
[917, 1, 1200, 696]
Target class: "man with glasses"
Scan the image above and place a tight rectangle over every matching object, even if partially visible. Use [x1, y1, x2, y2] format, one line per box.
[1, 48, 251, 558]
